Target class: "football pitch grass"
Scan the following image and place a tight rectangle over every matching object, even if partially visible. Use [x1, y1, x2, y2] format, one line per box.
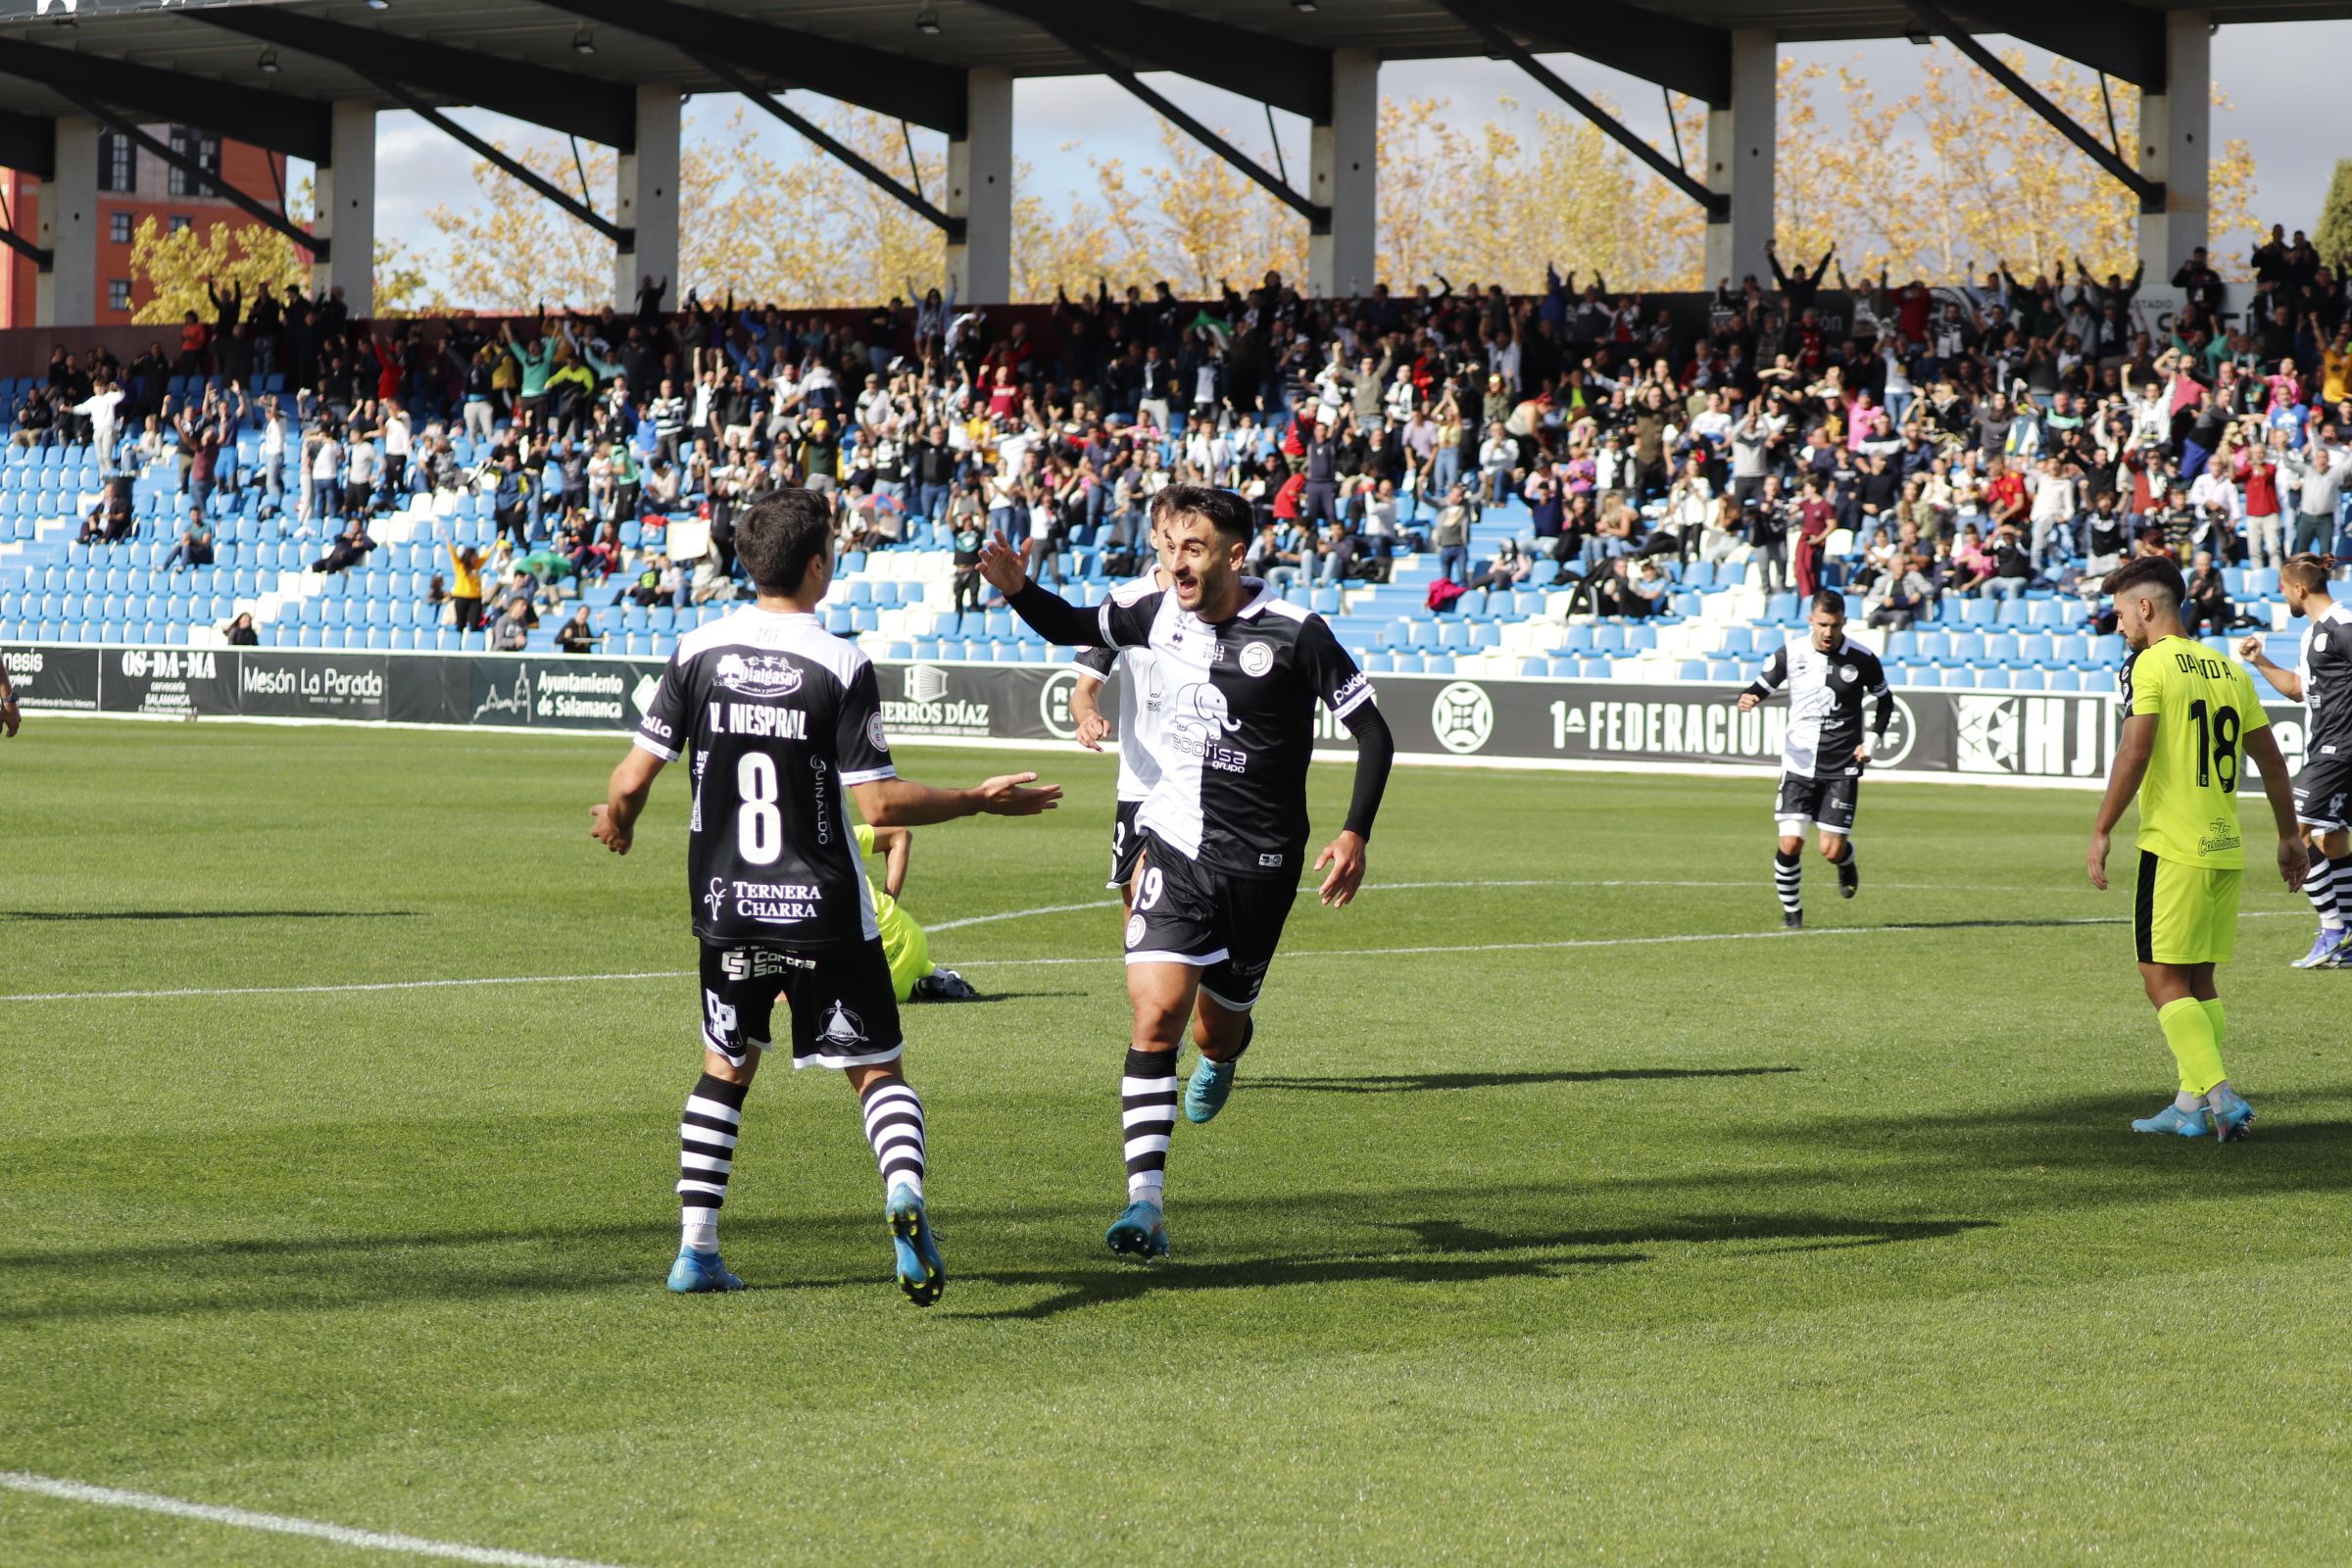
[4, 721, 2349, 1567]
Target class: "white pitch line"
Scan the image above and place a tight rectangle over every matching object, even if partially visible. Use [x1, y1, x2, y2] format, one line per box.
[0, 910, 2303, 1004]
[923, 877, 2066, 933]
[0, 1470, 630, 1568]
[0, 970, 694, 1004]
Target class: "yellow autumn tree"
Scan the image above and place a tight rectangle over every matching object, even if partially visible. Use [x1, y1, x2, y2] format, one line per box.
[1772, 46, 2262, 285]
[126, 218, 307, 325]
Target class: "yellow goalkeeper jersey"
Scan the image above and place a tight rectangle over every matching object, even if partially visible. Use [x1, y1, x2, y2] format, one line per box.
[2122, 635, 2269, 868]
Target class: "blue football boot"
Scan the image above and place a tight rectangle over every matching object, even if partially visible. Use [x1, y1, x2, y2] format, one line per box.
[2130, 1102, 2211, 1138]
[2290, 928, 2342, 968]
[1105, 1200, 1170, 1261]
[1183, 1055, 1237, 1124]
[666, 1247, 746, 1293]
[887, 1183, 946, 1307]
[2210, 1090, 2256, 1143]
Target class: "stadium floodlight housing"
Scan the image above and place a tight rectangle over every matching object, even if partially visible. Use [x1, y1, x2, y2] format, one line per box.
[572, 24, 596, 53]
[915, 7, 941, 34]
[257, 48, 279, 73]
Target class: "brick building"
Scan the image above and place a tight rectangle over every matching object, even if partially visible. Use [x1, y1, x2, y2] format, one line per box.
[0, 128, 288, 329]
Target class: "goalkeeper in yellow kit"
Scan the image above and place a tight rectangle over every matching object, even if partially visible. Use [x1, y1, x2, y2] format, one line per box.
[2087, 556, 2305, 1140]
[855, 824, 981, 1004]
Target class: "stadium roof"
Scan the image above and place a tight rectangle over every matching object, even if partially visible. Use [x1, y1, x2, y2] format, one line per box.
[0, 0, 2347, 139]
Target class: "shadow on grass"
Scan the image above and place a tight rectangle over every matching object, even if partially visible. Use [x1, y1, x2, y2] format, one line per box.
[0, 1204, 1986, 1326]
[1247, 1066, 1800, 1095]
[951, 1212, 1989, 1321]
[0, 909, 420, 922]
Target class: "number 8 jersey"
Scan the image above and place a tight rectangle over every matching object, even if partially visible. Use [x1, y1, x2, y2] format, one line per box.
[632, 606, 898, 946]
[2120, 634, 2271, 868]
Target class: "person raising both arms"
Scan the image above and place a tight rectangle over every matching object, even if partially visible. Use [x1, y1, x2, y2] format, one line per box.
[978, 483, 1395, 1262]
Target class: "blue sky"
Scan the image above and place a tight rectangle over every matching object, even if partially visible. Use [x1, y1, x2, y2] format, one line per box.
[361, 20, 2352, 294]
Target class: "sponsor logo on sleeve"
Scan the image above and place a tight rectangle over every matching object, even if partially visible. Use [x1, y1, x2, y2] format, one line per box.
[867, 712, 890, 752]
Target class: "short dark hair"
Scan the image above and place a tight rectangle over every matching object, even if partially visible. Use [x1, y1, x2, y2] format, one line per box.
[1151, 483, 1253, 545]
[2104, 554, 2184, 608]
[736, 488, 833, 595]
[1810, 589, 1847, 618]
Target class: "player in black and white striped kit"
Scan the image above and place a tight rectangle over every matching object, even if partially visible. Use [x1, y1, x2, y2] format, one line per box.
[1738, 590, 1892, 928]
[590, 489, 1059, 1301]
[2240, 553, 2352, 967]
[1067, 514, 1171, 908]
[980, 484, 1396, 1261]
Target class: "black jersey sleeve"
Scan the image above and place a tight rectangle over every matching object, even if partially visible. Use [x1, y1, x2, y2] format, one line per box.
[2117, 650, 2139, 707]
[1071, 643, 1117, 679]
[1297, 612, 1375, 718]
[1009, 580, 1159, 649]
[834, 660, 897, 786]
[1744, 644, 1789, 701]
[1858, 647, 1890, 696]
[634, 649, 693, 761]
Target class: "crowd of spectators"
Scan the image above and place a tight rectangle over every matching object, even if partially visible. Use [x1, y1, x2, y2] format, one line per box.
[25, 221, 2352, 655]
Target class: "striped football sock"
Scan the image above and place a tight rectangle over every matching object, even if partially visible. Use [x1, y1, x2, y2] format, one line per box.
[677, 1071, 747, 1252]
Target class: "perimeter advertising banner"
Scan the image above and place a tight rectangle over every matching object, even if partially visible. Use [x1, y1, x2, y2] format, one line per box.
[1, 644, 2307, 788]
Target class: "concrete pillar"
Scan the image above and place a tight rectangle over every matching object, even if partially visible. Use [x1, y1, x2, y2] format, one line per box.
[2137, 10, 2210, 285]
[614, 84, 680, 312]
[1307, 48, 1378, 301]
[312, 101, 375, 316]
[33, 117, 97, 328]
[946, 69, 1012, 305]
[1702, 29, 1776, 292]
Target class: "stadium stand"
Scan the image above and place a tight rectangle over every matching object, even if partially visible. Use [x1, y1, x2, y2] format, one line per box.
[0, 248, 2342, 682]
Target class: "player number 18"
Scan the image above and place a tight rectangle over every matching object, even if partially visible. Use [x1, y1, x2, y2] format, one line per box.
[2186, 700, 2240, 791]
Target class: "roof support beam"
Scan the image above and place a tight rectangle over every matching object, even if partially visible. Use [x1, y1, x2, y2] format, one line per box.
[1012, 20, 1325, 225]
[1949, 0, 2166, 91]
[1445, 1, 1726, 218]
[183, 8, 637, 150]
[968, 0, 1331, 121]
[1448, 0, 1731, 107]
[0, 107, 53, 179]
[51, 88, 324, 256]
[0, 222, 52, 270]
[1909, 0, 2163, 211]
[364, 73, 630, 247]
[0, 35, 330, 163]
[526, 0, 967, 136]
[694, 53, 957, 236]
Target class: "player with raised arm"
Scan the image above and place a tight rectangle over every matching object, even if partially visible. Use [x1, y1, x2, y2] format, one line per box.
[2238, 554, 2352, 967]
[978, 483, 1396, 1261]
[590, 488, 1059, 1300]
[2087, 555, 2304, 1140]
[1737, 590, 1892, 928]
[1067, 507, 1173, 911]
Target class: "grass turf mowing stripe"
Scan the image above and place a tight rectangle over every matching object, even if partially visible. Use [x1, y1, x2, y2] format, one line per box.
[0, 1471, 630, 1568]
